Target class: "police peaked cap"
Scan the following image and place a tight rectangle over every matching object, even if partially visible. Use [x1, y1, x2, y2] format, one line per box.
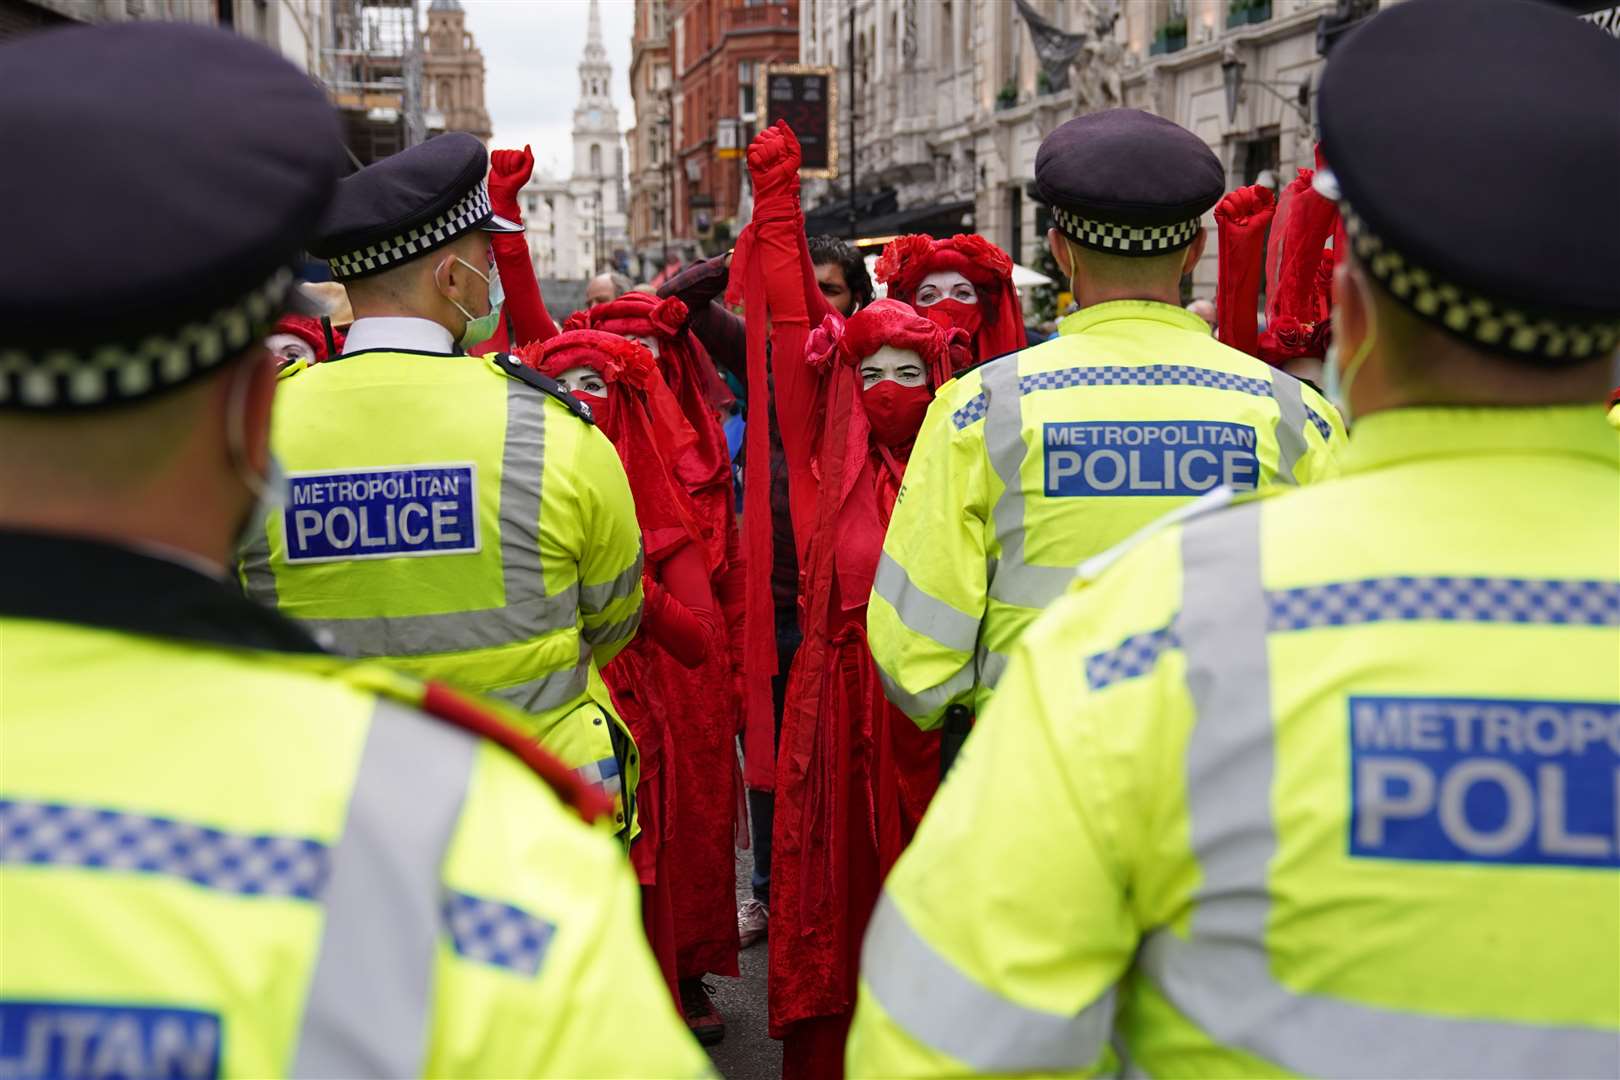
[0, 22, 343, 411]
[311, 132, 523, 282]
[1035, 109, 1225, 258]
[1317, 0, 1620, 364]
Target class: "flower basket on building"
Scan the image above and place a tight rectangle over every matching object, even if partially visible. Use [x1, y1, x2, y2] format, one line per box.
[1151, 18, 1188, 56]
[1228, 0, 1273, 28]
[996, 81, 1018, 110]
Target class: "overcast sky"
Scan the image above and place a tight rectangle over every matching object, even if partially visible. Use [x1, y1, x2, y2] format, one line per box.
[460, 0, 636, 181]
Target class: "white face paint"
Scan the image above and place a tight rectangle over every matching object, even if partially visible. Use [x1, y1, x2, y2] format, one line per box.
[265, 333, 315, 368]
[553, 365, 607, 395]
[624, 334, 661, 358]
[914, 270, 977, 308]
[858, 345, 927, 389]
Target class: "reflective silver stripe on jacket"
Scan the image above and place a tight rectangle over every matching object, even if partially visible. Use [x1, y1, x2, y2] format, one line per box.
[862, 892, 1116, 1072]
[1140, 502, 1619, 1078]
[290, 697, 477, 1078]
[1268, 368, 1309, 485]
[873, 552, 980, 656]
[487, 639, 593, 714]
[580, 551, 644, 616]
[981, 357, 1076, 615]
[874, 656, 977, 721]
[255, 377, 589, 658]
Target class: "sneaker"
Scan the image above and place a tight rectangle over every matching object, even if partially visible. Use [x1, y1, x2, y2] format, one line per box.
[737, 898, 769, 949]
[679, 978, 725, 1046]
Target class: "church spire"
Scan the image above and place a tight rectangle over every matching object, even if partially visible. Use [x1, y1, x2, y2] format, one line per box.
[584, 0, 606, 60]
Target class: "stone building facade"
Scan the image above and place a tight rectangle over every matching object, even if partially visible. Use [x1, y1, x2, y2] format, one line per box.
[627, 0, 677, 271]
[665, 0, 800, 253]
[798, 0, 1354, 302]
[517, 0, 629, 282]
[423, 0, 492, 141]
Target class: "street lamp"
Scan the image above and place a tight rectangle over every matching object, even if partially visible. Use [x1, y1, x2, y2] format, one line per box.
[1221, 47, 1312, 125]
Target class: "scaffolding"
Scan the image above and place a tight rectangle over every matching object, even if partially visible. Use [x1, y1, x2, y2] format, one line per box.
[323, 0, 424, 165]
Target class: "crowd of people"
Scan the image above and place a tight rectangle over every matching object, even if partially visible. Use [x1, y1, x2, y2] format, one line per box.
[3, 1, 1618, 1078]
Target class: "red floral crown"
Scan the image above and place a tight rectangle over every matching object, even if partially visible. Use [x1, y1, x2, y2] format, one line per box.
[518, 329, 658, 388]
[566, 292, 689, 339]
[874, 233, 1014, 298]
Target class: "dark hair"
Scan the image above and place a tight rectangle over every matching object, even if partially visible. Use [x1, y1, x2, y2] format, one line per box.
[807, 234, 875, 310]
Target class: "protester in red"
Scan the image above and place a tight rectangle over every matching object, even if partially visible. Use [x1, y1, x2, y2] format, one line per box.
[729, 121, 956, 1080]
[515, 329, 719, 1010]
[873, 231, 1025, 364]
[265, 313, 342, 371]
[564, 290, 743, 1043]
[469, 145, 560, 355]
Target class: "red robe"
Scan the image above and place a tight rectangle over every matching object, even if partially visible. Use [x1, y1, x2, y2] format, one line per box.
[731, 121, 943, 1080]
[566, 295, 744, 982]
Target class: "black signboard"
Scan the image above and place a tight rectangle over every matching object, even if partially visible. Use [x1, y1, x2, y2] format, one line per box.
[758, 65, 838, 178]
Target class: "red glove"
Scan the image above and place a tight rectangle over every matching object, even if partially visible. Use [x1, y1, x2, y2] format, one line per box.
[747, 121, 802, 205]
[1213, 184, 1275, 357]
[488, 145, 535, 222]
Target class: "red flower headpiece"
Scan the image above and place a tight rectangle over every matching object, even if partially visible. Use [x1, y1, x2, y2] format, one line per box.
[805, 299, 957, 390]
[271, 313, 342, 363]
[522, 328, 659, 388]
[570, 292, 690, 340]
[874, 233, 1015, 299]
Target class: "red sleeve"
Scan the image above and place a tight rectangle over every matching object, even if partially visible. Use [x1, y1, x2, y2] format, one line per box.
[639, 540, 719, 669]
[492, 229, 558, 348]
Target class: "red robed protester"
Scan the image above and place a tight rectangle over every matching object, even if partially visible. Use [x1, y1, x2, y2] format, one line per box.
[469, 145, 560, 355]
[873, 231, 1024, 363]
[1216, 146, 1343, 371]
[730, 121, 957, 1080]
[516, 330, 721, 1007]
[564, 291, 743, 1031]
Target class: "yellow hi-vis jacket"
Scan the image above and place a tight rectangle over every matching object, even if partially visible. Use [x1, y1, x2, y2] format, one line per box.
[847, 405, 1619, 1078]
[242, 350, 644, 833]
[868, 300, 1345, 728]
[0, 539, 711, 1079]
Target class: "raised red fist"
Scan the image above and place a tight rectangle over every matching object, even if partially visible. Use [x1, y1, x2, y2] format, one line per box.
[488, 144, 535, 220]
[747, 120, 802, 202]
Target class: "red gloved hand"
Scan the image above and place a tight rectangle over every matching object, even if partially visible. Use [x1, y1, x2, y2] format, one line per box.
[1213, 184, 1275, 357]
[747, 121, 802, 204]
[488, 145, 535, 222]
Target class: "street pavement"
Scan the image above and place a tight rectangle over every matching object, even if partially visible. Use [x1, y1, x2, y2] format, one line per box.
[706, 844, 781, 1080]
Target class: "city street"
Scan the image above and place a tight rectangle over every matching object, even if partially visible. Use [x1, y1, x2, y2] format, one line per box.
[708, 845, 781, 1080]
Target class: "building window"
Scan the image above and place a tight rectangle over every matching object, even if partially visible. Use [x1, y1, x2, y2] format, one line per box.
[738, 60, 757, 117]
[591, 143, 603, 174]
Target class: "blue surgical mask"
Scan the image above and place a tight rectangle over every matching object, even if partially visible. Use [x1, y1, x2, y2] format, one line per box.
[443, 255, 503, 350]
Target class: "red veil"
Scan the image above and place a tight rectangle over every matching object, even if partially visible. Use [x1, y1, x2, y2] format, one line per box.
[874, 232, 1026, 364]
[518, 329, 703, 561]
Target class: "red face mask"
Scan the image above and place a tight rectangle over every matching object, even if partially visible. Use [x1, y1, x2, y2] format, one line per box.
[921, 297, 983, 340]
[571, 390, 611, 432]
[861, 380, 933, 448]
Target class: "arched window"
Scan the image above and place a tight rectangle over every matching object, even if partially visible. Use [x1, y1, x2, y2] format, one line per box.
[591, 143, 603, 174]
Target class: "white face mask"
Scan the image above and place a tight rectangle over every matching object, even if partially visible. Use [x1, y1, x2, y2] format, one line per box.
[858, 345, 927, 388]
[914, 271, 977, 308]
[553, 365, 608, 395]
[625, 334, 661, 358]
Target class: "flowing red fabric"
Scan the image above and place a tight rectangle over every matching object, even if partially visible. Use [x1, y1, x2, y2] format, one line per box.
[519, 330, 703, 562]
[733, 121, 943, 1079]
[1214, 185, 1276, 355]
[874, 232, 1025, 362]
[562, 294, 742, 981]
[1259, 162, 1341, 365]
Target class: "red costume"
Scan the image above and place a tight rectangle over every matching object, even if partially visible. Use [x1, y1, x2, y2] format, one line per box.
[471, 145, 560, 355]
[1216, 148, 1343, 365]
[517, 330, 719, 1004]
[564, 292, 744, 987]
[731, 122, 952, 1080]
[270, 313, 343, 364]
[874, 231, 1025, 363]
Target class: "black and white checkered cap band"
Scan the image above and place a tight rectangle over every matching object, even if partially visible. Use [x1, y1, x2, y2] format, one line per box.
[1052, 205, 1202, 256]
[328, 180, 494, 281]
[1343, 208, 1620, 363]
[0, 266, 295, 410]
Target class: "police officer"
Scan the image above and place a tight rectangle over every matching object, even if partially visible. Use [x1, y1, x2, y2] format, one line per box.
[241, 133, 647, 835]
[0, 22, 708, 1078]
[847, 1, 1620, 1074]
[868, 109, 1345, 730]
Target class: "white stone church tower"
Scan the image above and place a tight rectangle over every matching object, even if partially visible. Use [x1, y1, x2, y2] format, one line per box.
[523, 0, 628, 282]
